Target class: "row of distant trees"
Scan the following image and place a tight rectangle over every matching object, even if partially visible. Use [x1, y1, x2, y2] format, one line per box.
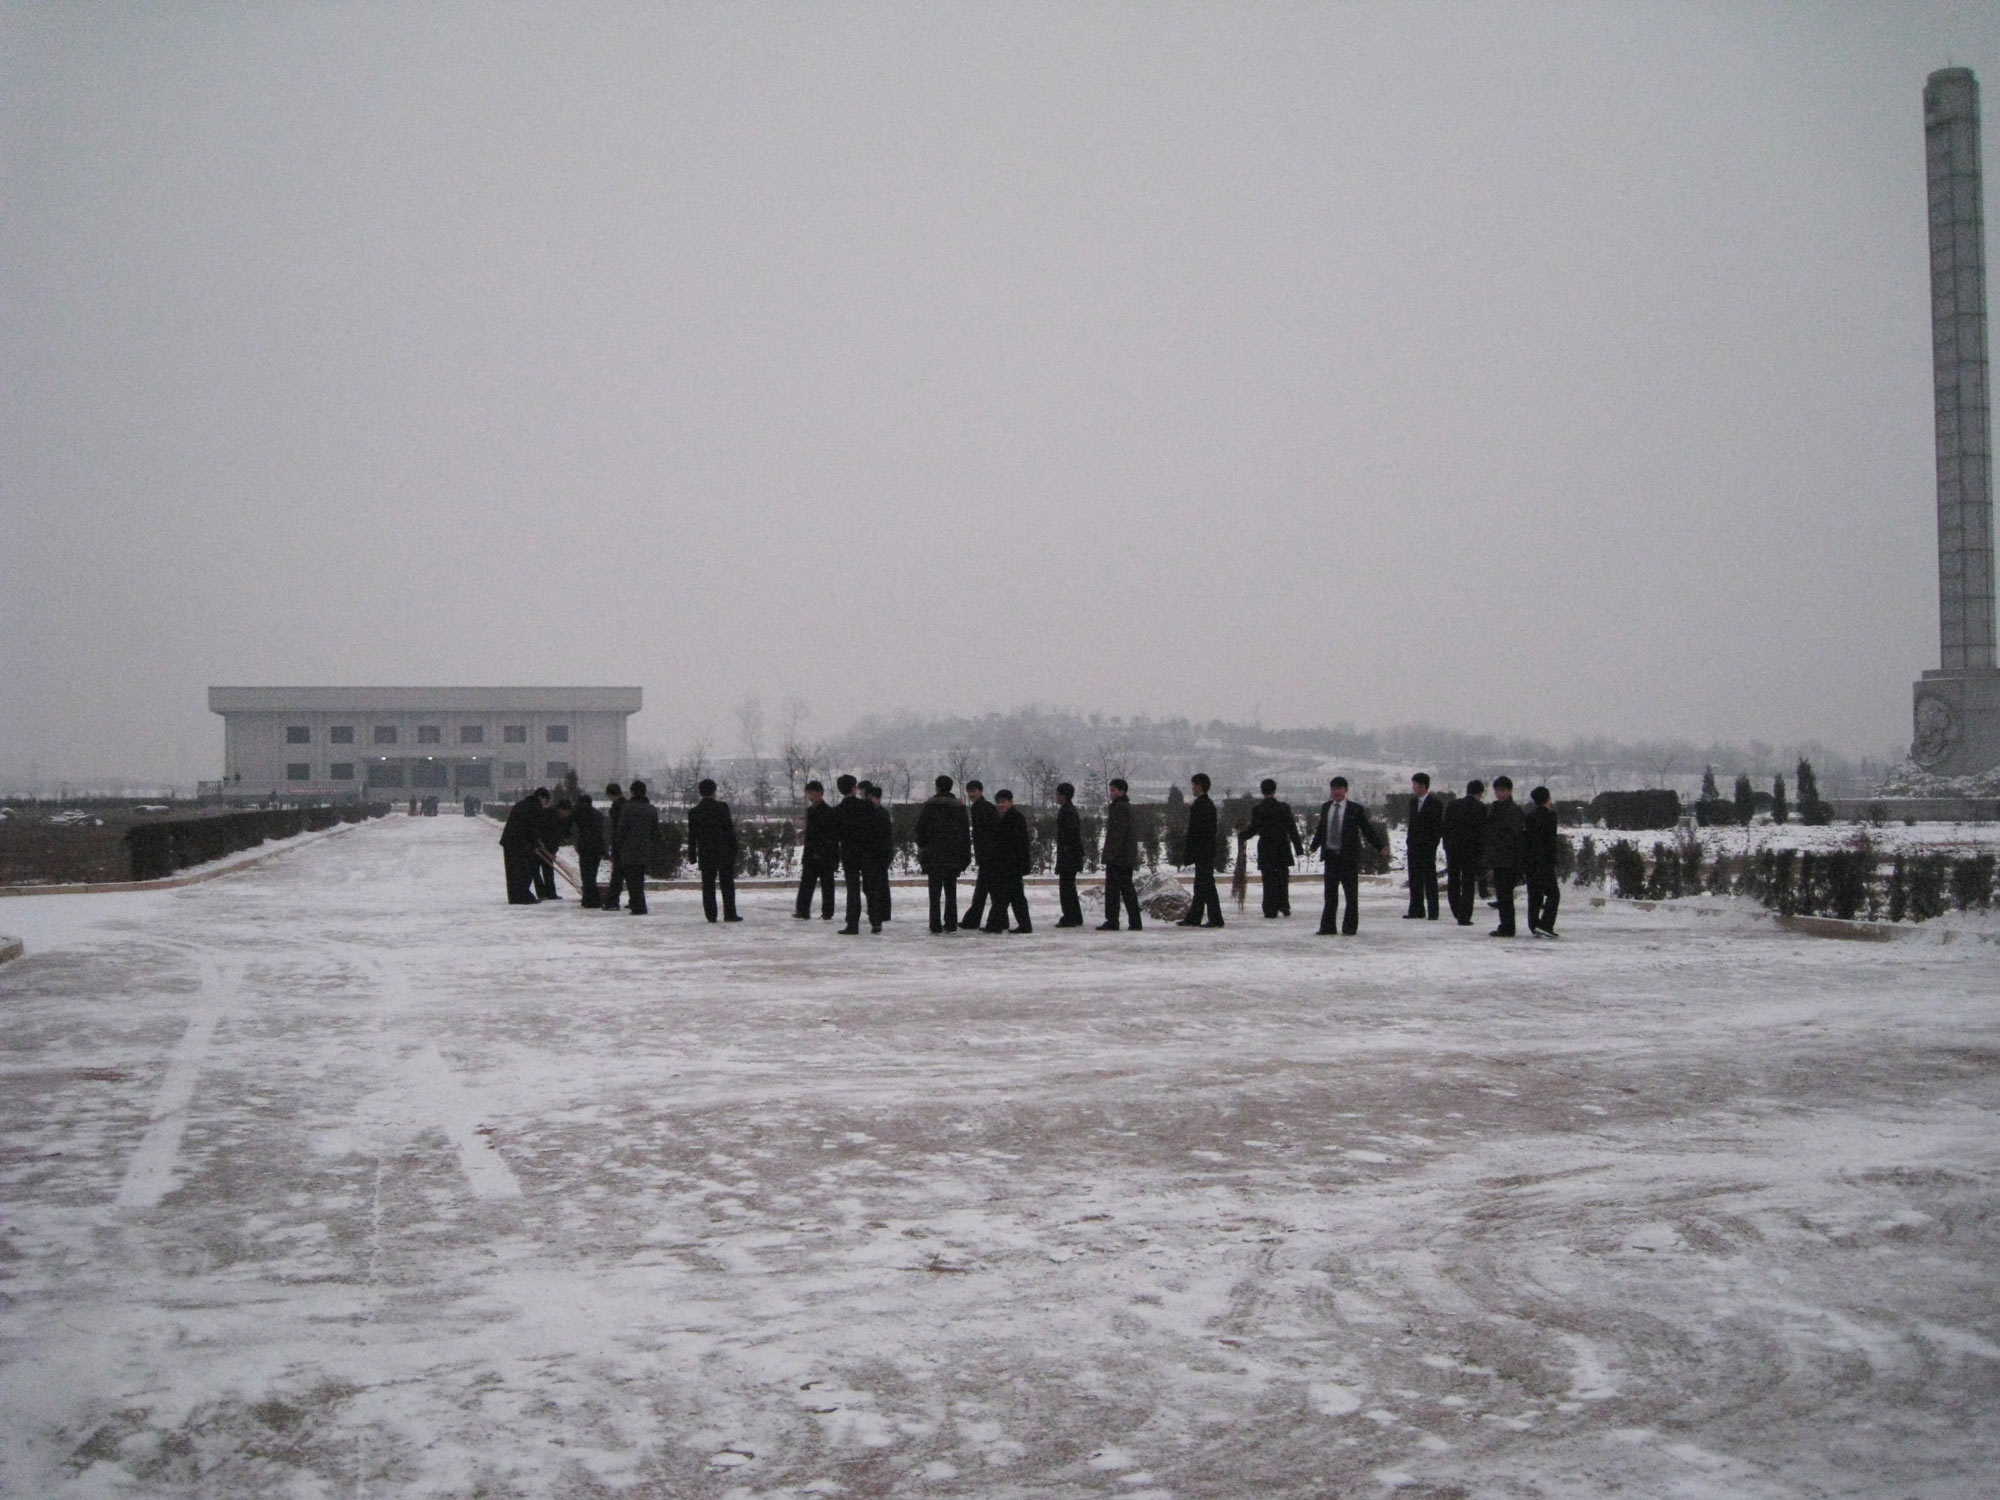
[1692, 759, 1832, 826]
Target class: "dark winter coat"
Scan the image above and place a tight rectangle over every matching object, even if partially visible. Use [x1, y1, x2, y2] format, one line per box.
[1181, 794, 1218, 869]
[499, 793, 543, 852]
[914, 794, 971, 875]
[1101, 796, 1138, 869]
[832, 794, 873, 870]
[571, 801, 607, 858]
[1406, 791, 1446, 856]
[1523, 803, 1562, 876]
[968, 796, 1000, 864]
[1245, 797, 1303, 869]
[539, 801, 572, 853]
[686, 796, 739, 870]
[992, 805, 1032, 879]
[867, 801, 896, 870]
[605, 793, 626, 850]
[1442, 794, 1487, 858]
[1483, 797, 1527, 873]
[1055, 802, 1085, 876]
[1309, 798, 1385, 867]
[614, 795, 660, 867]
[801, 799, 840, 864]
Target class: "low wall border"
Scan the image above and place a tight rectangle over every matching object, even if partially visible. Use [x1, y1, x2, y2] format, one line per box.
[0, 822, 360, 899]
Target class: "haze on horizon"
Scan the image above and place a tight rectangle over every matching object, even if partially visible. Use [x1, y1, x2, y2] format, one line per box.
[5, 3, 1999, 786]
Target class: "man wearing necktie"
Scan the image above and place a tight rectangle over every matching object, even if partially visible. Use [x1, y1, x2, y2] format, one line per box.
[1309, 776, 1382, 935]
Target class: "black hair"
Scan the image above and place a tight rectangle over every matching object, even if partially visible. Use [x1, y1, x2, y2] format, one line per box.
[805, 779, 824, 793]
[995, 788, 1014, 802]
[836, 774, 857, 794]
[1411, 772, 1430, 788]
[1109, 777, 1128, 793]
[966, 779, 983, 793]
[629, 779, 647, 797]
[1493, 775, 1513, 792]
[1330, 776, 1348, 790]
[1531, 785, 1551, 803]
[1056, 781, 1075, 799]
[1467, 779, 1485, 796]
[1260, 778, 1277, 795]
[936, 774, 954, 793]
[698, 778, 717, 797]
[1191, 772, 1210, 791]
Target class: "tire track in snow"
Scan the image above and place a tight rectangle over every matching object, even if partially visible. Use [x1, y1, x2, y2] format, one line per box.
[113, 958, 233, 1210]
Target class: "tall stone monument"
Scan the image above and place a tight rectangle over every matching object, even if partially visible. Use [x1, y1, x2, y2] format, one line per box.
[1911, 68, 2000, 776]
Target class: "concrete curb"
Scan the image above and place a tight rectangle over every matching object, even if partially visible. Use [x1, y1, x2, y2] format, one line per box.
[0, 823, 359, 899]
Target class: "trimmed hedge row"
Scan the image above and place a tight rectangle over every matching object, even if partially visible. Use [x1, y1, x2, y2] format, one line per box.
[1584, 837, 1997, 923]
[125, 805, 389, 882]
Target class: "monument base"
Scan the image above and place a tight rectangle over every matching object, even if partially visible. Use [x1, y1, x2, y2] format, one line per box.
[1911, 668, 2000, 777]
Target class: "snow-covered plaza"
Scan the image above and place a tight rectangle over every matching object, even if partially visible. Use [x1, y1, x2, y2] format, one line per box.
[0, 814, 1995, 1499]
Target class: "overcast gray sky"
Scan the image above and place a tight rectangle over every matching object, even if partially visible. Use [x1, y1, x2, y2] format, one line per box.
[5, 3, 1999, 783]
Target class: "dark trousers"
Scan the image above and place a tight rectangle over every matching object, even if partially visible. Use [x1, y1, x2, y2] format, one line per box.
[1057, 870, 1083, 925]
[1319, 861, 1361, 934]
[1260, 865, 1291, 917]
[1445, 850, 1478, 924]
[1527, 870, 1561, 933]
[1491, 868, 1520, 935]
[603, 861, 627, 911]
[1103, 863, 1142, 928]
[1187, 864, 1223, 925]
[927, 872, 960, 931]
[579, 851, 603, 907]
[796, 856, 836, 918]
[983, 873, 1031, 932]
[963, 865, 994, 929]
[534, 853, 558, 899]
[700, 863, 738, 921]
[843, 863, 867, 930]
[504, 848, 538, 904]
[865, 863, 892, 926]
[621, 864, 649, 915]
[1407, 846, 1440, 919]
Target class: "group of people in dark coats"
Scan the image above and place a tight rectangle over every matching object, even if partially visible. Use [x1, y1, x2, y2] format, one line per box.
[502, 769, 1563, 940]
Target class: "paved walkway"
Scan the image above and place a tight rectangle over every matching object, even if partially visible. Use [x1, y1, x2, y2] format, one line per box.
[0, 815, 1995, 1498]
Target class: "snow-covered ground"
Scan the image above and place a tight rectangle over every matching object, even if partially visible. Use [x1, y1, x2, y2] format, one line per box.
[0, 816, 1995, 1498]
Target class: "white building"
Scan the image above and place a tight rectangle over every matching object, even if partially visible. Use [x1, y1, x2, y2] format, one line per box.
[208, 686, 642, 799]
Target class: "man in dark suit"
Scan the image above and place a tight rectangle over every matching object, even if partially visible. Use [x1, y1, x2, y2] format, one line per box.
[795, 780, 838, 919]
[982, 790, 1034, 933]
[833, 775, 874, 934]
[961, 781, 1000, 930]
[915, 775, 971, 933]
[601, 783, 629, 911]
[864, 782, 896, 925]
[1098, 778, 1143, 930]
[1309, 776, 1385, 935]
[686, 778, 742, 923]
[1524, 784, 1563, 937]
[1053, 781, 1086, 927]
[1484, 776, 1527, 938]
[613, 780, 660, 915]
[499, 787, 549, 904]
[1176, 773, 1223, 927]
[1403, 772, 1445, 921]
[534, 793, 571, 899]
[572, 791, 606, 907]
[1244, 779, 1303, 918]
[1442, 780, 1488, 926]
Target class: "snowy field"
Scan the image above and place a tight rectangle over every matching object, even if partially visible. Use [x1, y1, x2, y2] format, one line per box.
[0, 816, 1995, 1499]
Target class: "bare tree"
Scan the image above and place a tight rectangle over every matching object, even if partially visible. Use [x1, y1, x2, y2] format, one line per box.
[1015, 749, 1062, 808]
[778, 697, 812, 806]
[947, 743, 978, 791]
[734, 697, 769, 812]
[886, 758, 916, 801]
[673, 735, 710, 806]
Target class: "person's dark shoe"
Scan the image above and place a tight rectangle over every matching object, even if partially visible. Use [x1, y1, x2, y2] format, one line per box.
[794, 912, 811, 920]
[724, 914, 743, 923]
[1541, 929, 1560, 939]
[1203, 919, 1225, 928]
[1055, 917, 1082, 928]
[870, 923, 882, 934]
[930, 924, 945, 934]
[839, 926, 860, 935]
[1014, 925, 1033, 934]
[1096, 922, 1120, 931]
[1456, 919, 1473, 926]
[1175, 918, 1201, 927]
[1131, 919, 1143, 930]
[1316, 927, 1338, 936]
[945, 922, 958, 932]
[1489, 928, 1513, 937]
[1403, 913, 1425, 920]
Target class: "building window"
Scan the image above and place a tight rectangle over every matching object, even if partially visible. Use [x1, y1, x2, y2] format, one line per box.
[459, 725, 484, 744]
[413, 762, 450, 788]
[546, 725, 570, 743]
[330, 763, 355, 781]
[503, 725, 527, 743]
[502, 761, 528, 781]
[330, 725, 354, 744]
[287, 763, 312, 782]
[373, 725, 398, 745]
[367, 763, 405, 788]
[286, 725, 311, 744]
[547, 761, 571, 779]
[456, 762, 491, 788]
[417, 725, 442, 744]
